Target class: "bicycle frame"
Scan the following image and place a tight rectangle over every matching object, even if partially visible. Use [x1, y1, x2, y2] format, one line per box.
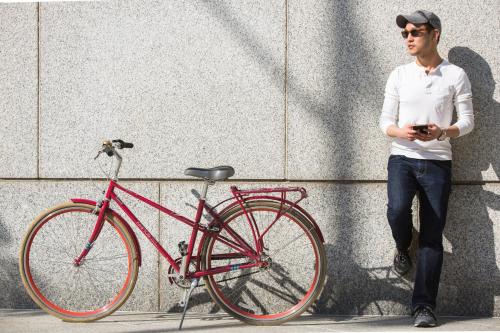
[71, 179, 322, 280]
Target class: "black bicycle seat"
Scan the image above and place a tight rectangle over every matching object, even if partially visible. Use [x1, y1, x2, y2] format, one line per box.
[184, 166, 235, 181]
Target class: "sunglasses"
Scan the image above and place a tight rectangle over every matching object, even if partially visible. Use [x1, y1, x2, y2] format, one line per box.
[401, 29, 429, 39]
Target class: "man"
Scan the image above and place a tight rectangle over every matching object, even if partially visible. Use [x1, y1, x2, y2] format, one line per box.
[379, 10, 474, 327]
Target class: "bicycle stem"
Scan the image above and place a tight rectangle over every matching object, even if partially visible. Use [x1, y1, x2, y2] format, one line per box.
[113, 150, 122, 181]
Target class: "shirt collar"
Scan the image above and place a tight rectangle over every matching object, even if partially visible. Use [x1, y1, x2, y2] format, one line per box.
[413, 59, 447, 76]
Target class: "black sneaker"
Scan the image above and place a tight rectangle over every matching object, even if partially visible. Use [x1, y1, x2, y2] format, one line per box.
[414, 306, 437, 327]
[393, 250, 411, 275]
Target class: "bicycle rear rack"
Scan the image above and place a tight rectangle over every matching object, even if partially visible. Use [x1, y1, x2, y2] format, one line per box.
[232, 186, 308, 252]
[231, 185, 307, 214]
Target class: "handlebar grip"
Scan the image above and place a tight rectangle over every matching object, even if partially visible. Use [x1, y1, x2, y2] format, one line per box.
[112, 139, 134, 149]
[121, 142, 134, 148]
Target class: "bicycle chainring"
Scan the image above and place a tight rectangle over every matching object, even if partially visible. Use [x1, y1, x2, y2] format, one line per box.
[167, 257, 197, 289]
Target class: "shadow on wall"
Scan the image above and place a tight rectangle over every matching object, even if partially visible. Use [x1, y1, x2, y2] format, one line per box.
[183, 2, 500, 317]
[442, 47, 500, 316]
[162, 46, 500, 319]
[316, 246, 414, 315]
[0, 220, 35, 309]
[192, 0, 402, 316]
[304, 1, 411, 316]
[316, 48, 500, 316]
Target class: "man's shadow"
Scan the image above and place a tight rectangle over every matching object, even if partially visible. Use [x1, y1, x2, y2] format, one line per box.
[438, 47, 500, 315]
[313, 48, 500, 317]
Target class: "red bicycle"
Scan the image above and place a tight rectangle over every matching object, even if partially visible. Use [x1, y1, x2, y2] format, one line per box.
[19, 139, 326, 329]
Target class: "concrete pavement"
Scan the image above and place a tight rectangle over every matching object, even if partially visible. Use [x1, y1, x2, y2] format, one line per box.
[0, 310, 499, 333]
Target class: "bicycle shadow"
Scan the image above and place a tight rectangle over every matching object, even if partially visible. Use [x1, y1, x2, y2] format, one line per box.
[315, 243, 414, 316]
[0, 219, 36, 310]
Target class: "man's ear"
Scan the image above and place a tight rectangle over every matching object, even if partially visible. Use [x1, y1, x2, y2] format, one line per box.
[434, 30, 440, 44]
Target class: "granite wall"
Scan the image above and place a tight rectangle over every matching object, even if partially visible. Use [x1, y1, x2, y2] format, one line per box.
[0, 0, 499, 316]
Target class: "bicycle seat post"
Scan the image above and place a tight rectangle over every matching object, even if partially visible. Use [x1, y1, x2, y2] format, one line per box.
[200, 179, 212, 200]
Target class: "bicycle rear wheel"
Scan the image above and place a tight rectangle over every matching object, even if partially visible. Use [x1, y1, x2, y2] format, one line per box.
[201, 200, 326, 325]
[19, 202, 139, 322]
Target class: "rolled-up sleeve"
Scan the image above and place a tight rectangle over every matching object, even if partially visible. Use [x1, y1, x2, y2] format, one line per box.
[452, 70, 474, 136]
[379, 69, 399, 136]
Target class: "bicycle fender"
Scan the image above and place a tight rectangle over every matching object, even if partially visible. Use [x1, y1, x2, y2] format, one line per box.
[70, 198, 142, 266]
[218, 196, 325, 243]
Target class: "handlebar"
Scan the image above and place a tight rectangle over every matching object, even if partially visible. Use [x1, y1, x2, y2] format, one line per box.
[96, 139, 134, 180]
[112, 139, 134, 149]
[101, 139, 134, 156]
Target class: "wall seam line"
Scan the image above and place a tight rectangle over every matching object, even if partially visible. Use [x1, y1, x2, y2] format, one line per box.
[0, 178, 498, 185]
[284, 0, 289, 180]
[157, 182, 161, 312]
[36, 3, 40, 179]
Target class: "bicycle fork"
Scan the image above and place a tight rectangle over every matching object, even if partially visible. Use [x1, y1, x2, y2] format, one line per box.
[74, 196, 109, 266]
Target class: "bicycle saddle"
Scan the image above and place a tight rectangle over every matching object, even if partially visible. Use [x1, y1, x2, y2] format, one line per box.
[184, 166, 235, 181]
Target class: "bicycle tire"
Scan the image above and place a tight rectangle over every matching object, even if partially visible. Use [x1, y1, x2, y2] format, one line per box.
[200, 200, 326, 325]
[19, 202, 139, 322]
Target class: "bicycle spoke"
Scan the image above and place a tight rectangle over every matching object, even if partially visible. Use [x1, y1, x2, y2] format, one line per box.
[243, 286, 267, 314]
[204, 202, 325, 322]
[82, 266, 109, 300]
[46, 220, 75, 262]
[214, 269, 261, 283]
[267, 232, 307, 257]
[85, 254, 128, 262]
[21, 204, 138, 319]
[218, 273, 252, 302]
[78, 265, 122, 276]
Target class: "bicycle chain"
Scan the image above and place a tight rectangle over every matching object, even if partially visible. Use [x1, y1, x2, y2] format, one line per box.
[194, 269, 262, 287]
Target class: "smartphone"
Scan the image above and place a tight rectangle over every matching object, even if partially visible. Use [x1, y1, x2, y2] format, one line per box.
[413, 124, 429, 134]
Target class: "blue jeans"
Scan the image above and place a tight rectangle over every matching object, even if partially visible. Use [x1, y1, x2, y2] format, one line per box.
[387, 154, 452, 311]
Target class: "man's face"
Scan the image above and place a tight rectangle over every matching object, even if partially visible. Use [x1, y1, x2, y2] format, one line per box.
[403, 23, 438, 56]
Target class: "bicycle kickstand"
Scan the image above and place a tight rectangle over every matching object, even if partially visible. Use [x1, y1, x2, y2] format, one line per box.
[178, 278, 199, 331]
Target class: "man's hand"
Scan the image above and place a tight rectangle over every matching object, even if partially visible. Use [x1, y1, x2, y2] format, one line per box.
[397, 124, 418, 141]
[415, 123, 441, 141]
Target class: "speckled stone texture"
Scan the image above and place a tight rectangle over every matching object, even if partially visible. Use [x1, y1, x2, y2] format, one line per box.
[0, 0, 499, 318]
[440, 184, 500, 316]
[156, 181, 500, 316]
[0, 180, 498, 315]
[38, 0, 285, 179]
[157, 181, 414, 315]
[287, 0, 500, 181]
[0, 4, 38, 178]
[0, 181, 159, 312]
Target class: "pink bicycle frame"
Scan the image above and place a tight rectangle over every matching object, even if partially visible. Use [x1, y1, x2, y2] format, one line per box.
[72, 180, 322, 279]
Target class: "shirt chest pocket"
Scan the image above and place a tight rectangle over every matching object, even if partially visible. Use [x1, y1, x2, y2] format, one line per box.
[431, 87, 453, 113]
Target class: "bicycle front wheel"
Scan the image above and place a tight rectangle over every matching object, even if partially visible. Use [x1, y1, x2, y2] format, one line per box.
[201, 200, 326, 325]
[19, 202, 139, 322]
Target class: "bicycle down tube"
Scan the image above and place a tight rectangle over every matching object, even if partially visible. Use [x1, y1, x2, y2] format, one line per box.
[75, 180, 262, 278]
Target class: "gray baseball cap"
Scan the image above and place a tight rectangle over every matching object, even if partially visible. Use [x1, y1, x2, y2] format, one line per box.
[396, 10, 441, 32]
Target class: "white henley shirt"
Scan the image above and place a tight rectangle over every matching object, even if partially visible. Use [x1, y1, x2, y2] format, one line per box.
[379, 59, 474, 160]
